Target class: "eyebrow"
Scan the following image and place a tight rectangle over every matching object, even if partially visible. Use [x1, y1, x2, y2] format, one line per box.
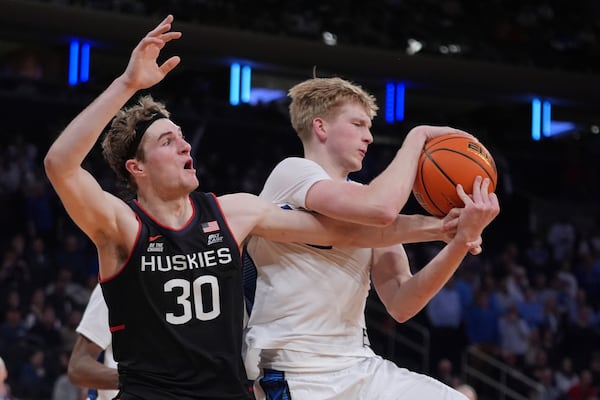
[155, 126, 183, 142]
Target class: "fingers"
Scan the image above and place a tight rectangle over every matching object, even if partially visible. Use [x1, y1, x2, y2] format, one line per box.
[148, 15, 175, 37]
[160, 56, 181, 75]
[420, 125, 478, 141]
[456, 182, 470, 205]
[466, 236, 482, 248]
[470, 176, 484, 204]
[467, 236, 483, 255]
[145, 15, 182, 45]
[442, 208, 460, 232]
[469, 246, 482, 256]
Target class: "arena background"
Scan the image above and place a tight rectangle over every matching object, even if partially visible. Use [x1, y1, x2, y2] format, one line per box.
[0, 1, 599, 399]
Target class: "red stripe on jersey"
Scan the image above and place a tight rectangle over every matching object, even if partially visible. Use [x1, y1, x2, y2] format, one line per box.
[110, 324, 126, 332]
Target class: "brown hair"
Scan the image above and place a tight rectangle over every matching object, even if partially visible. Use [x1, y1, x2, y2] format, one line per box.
[101, 95, 170, 190]
[288, 77, 378, 141]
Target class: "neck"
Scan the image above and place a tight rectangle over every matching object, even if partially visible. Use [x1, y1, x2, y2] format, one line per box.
[304, 147, 349, 181]
[136, 192, 193, 229]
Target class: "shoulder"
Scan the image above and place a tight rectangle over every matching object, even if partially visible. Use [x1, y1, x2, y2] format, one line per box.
[217, 193, 268, 219]
[216, 193, 271, 245]
[271, 157, 326, 176]
[262, 157, 331, 205]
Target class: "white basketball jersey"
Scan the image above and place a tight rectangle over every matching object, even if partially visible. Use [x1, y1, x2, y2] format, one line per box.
[77, 284, 118, 400]
[245, 157, 375, 375]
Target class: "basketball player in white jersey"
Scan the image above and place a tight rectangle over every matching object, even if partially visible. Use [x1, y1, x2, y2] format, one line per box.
[244, 77, 500, 399]
[69, 285, 118, 400]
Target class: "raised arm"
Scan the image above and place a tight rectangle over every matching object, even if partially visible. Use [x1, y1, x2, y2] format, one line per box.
[305, 126, 474, 226]
[43, 15, 181, 244]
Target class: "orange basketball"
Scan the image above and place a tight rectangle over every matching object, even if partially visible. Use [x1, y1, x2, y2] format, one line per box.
[412, 134, 498, 217]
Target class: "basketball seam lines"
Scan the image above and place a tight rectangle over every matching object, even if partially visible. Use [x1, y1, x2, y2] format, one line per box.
[428, 148, 497, 186]
[421, 150, 450, 216]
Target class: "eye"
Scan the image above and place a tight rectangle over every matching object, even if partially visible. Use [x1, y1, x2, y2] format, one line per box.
[163, 138, 171, 146]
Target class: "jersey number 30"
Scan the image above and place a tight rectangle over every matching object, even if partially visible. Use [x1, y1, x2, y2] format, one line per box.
[164, 276, 220, 324]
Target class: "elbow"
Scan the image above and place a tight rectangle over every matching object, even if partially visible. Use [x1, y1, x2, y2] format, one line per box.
[378, 208, 399, 227]
[67, 360, 83, 386]
[367, 207, 398, 227]
[388, 309, 414, 324]
[43, 151, 60, 180]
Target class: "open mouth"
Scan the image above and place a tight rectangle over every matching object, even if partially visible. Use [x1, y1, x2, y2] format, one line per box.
[184, 160, 193, 170]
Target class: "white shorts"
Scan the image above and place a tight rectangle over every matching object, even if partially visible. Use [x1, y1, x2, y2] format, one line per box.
[254, 355, 468, 400]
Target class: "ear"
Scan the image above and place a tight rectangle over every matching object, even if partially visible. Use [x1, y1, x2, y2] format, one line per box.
[125, 159, 144, 179]
[312, 117, 327, 142]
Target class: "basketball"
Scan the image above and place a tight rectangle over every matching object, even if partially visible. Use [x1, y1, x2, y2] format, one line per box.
[412, 133, 498, 217]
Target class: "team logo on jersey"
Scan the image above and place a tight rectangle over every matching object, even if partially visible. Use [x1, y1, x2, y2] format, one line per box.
[207, 233, 224, 245]
[147, 242, 164, 252]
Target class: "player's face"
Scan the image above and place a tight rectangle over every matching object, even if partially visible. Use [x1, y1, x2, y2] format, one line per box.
[324, 102, 373, 173]
[138, 119, 199, 195]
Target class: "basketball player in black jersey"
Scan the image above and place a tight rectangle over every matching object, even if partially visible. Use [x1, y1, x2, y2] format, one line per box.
[44, 15, 497, 399]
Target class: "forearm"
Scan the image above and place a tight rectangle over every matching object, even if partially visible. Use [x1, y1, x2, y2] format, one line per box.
[365, 129, 426, 215]
[384, 238, 470, 322]
[68, 356, 119, 390]
[45, 76, 136, 174]
[387, 214, 445, 243]
[339, 214, 444, 248]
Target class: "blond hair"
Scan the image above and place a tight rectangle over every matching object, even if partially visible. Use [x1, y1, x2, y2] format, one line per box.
[288, 77, 378, 141]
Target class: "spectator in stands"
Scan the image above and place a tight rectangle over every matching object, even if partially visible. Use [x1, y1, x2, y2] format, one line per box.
[55, 233, 91, 285]
[498, 304, 531, 369]
[567, 369, 597, 400]
[27, 236, 54, 288]
[517, 286, 545, 329]
[525, 235, 551, 274]
[465, 289, 500, 355]
[0, 309, 26, 354]
[547, 217, 576, 264]
[18, 348, 50, 399]
[537, 366, 562, 400]
[51, 351, 81, 400]
[27, 304, 63, 349]
[555, 357, 580, 396]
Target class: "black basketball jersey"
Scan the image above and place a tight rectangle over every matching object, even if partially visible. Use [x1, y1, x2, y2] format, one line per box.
[100, 192, 252, 400]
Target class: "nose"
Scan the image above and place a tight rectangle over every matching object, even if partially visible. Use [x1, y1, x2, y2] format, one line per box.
[180, 137, 192, 154]
[364, 129, 374, 144]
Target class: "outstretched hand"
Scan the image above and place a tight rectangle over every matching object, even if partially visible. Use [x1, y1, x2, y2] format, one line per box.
[455, 176, 500, 248]
[121, 15, 182, 90]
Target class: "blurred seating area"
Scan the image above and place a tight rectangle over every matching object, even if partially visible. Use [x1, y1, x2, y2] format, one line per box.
[31, 0, 600, 74]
